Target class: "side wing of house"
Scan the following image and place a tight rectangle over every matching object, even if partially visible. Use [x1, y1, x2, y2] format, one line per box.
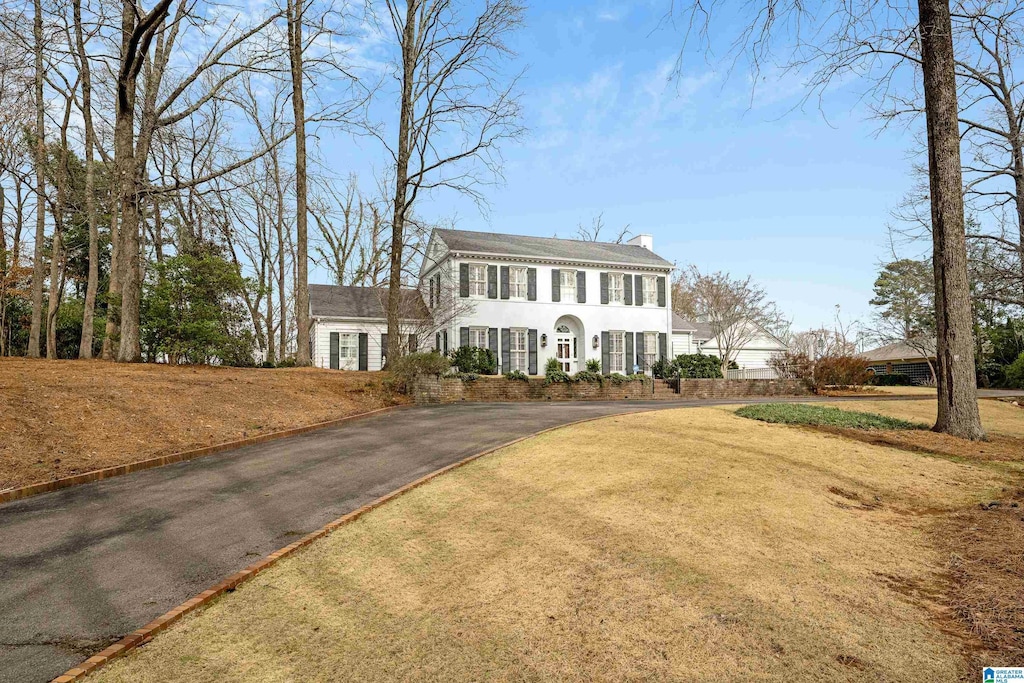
[700, 328, 789, 369]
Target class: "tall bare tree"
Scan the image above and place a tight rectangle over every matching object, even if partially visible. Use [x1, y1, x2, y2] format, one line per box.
[26, 0, 46, 358]
[668, 0, 983, 438]
[285, 0, 310, 364]
[379, 0, 524, 366]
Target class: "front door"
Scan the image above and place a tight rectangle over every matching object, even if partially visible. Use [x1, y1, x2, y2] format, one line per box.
[555, 331, 576, 373]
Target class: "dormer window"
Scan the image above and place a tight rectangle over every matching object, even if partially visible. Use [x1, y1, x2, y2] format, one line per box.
[560, 269, 577, 302]
[469, 264, 487, 297]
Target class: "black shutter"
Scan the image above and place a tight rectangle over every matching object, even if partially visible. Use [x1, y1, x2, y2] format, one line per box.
[459, 263, 470, 298]
[488, 327, 498, 373]
[634, 275, 644, 306]
[657, 276, 666, 307]
[527, 268, 537, 301]
[576, 270, 586, 303]
[659, 333, 668, 361]
[487, 265, 497, 299]
[408, 334, 417, 352]
[601, 331, 610, 373]
[623, 273, 632, 305]
[460, 326, 469, 348]
[381, 334, 388, 367]
[443, 330, 448, 355]
[600, 273, 609, 304]
[501, 328, 510, 372]
[358, 333, 368, 371]
[435, 332, 440, 351]
[625, 331, 633, 373]
[500, 265, 510, 299]
[435, 273, 441, 302]
[551, 269, 560, 302]
[428, 276, 435, 307]
[329, 332, 339, 370]
[528, 329, 538, 375]
[635, 332, 644, 370]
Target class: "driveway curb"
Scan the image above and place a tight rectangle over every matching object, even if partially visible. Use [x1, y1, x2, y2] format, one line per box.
[49, 408, 645, 682]
[2, 405, 408, 506]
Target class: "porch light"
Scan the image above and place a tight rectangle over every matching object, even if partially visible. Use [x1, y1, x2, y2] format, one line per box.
[540, 333, 547, 347]
[592, 335, 599, 349]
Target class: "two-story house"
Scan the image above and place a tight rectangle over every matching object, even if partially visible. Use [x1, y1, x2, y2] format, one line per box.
[310, 228, 675, 374]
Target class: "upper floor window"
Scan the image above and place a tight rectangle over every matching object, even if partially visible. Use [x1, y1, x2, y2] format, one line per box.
[642, 275, 657, 305]
[470, 327, 488, 348]
[469, 264, 487, 297]
[560, 269, 577, 302]
[609, 273, 623, 303]
[510, 266, 528, 299]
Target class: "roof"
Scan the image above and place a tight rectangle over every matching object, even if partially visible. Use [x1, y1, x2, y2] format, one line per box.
[309, 284, 428, 320]
[433, 228, 673, 268]
[672, 313, 713, 339]
[859, 340, 936, 363]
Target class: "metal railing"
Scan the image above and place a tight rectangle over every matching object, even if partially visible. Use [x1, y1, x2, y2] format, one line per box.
[725, 367, 781, 380]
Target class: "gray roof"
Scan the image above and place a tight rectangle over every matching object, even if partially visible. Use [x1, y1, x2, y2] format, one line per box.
[309, 284, 428, 320]
[434, 228, 673, 268]
[859, 340, 936, 363]
[672, 313, 713, 339]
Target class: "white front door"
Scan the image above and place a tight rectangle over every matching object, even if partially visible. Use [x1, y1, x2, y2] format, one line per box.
[555, 333, 576, 373]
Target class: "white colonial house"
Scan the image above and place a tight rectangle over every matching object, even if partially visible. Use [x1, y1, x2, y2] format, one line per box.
[310, 227, 787, 374]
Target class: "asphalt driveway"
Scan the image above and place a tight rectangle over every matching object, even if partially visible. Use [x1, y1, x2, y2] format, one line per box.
[1, 401, 678, 683]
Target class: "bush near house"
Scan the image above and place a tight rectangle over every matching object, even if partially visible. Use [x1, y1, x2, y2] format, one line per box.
[652, 354, 724, 379]
[868, 373, 914, 387]
[388, 351, 451, 393]
[449, 346, 497, 375]
[770, 351, 869, 391]
[1005, 352, 1024, 389]
[544, 357, 571, 384]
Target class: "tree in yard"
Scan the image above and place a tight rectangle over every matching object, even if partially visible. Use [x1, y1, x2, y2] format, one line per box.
[377, 0, 525, 367]
[672, 266, 788, 376]
[666, 0, 984, 438]
[26, 0, 46, 358]
[869, 258, 937, 380]
[286, 0, 310, 365]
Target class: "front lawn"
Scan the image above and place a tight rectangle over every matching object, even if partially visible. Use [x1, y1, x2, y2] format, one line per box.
[735, 403, 927, 430]
[92, 406, 1015, 682]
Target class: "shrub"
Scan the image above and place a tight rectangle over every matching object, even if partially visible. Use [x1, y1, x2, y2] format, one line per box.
[673, 354, 723, 379]
[604, 372, 631, 385]
[1005, 352, 1024, 389]
[276, 357, 297, 368]
[388, 351, 451, 393]
[261, 360, 276, 369]
[573, 370, 604, 383]
[457, 372, 480, 382]
[868, 373, 913, 386]
[544, 357, 571, 384]
[814, 355, 871, 389]
[585, 358, 601, 372]
[735, 403, 926, 430]
[449, 345, 496, 374]
[504, 369, 529, 381]
[651, 358, 672, 379]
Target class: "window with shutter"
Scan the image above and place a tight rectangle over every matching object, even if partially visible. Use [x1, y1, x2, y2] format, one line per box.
[560, 269, 576, 302]
[509, 266, 528, 299]
[469, 264, 487, 297]
[509, 329, 528, 372]
[469, 327, 488, 348]
[609, 273, 623, 303]
[609, 331, 625, 373]
[643, 275, 657, 305]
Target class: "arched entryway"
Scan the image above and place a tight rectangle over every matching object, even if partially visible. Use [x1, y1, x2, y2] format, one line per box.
[553, 315, 584, 373]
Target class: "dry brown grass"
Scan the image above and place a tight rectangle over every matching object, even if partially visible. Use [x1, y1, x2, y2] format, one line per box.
[824, 398, 1024, 441]
[0, 358, 405, 491]
[94, 407, 1009, 683]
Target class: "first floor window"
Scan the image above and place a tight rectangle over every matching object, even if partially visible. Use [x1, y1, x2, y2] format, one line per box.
[609, 331, 625, 373]
[642, 275, 657, 305]
[609, 273, 623, 303]
[560, 269, 577, 302]
[338, 334, 358, 359]
[510, 266, 528, 299]
[470, 263, 487, 296]
[510, 328, 527, 372]
[470, 327, 488, 348]
[643, 332, 658, 371]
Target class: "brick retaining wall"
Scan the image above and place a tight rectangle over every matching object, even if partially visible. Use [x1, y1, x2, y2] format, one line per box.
[412, 376, 809, 404]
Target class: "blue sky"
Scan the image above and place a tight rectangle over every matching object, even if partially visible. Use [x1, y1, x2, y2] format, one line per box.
[315, 0, 925, 331]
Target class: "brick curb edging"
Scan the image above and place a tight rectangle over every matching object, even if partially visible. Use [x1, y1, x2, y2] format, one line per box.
[50, 408, 647, 683]
[2, 404, 409, 506]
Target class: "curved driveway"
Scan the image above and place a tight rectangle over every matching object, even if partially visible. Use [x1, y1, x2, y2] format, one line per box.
[0, 394, 982, 682]
[2, 401, 679, 682]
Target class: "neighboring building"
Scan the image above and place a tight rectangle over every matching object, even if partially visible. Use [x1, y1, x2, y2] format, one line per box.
[310, 227, 787, 374]
[860, 340, 936, 384]
[671, 312, 788, 370]
[310, 285, 429, 371]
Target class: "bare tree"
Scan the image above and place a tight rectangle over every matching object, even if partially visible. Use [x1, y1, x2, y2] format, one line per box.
[667, 0, 983, 438]
[26, 0, 46, 358]
[673, 266, 788, 376]
[378, 0, 525, 366]
[573, 212, 631, 244]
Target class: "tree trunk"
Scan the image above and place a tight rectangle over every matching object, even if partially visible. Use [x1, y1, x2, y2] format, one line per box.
[102, 201, 121, 360]
[918, 0, 984, 439]
[45, 224, 62, 359]
[0, 186, 7, 357]
[74, 0, 99, 359]
[27, 0, 46, 358]
[386, 0, 419, 368]
[288, 0, 310, 365]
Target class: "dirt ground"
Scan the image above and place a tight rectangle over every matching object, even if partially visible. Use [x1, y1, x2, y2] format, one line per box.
[0, 358, 406, 491]
[93, 405, 1016, 683]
